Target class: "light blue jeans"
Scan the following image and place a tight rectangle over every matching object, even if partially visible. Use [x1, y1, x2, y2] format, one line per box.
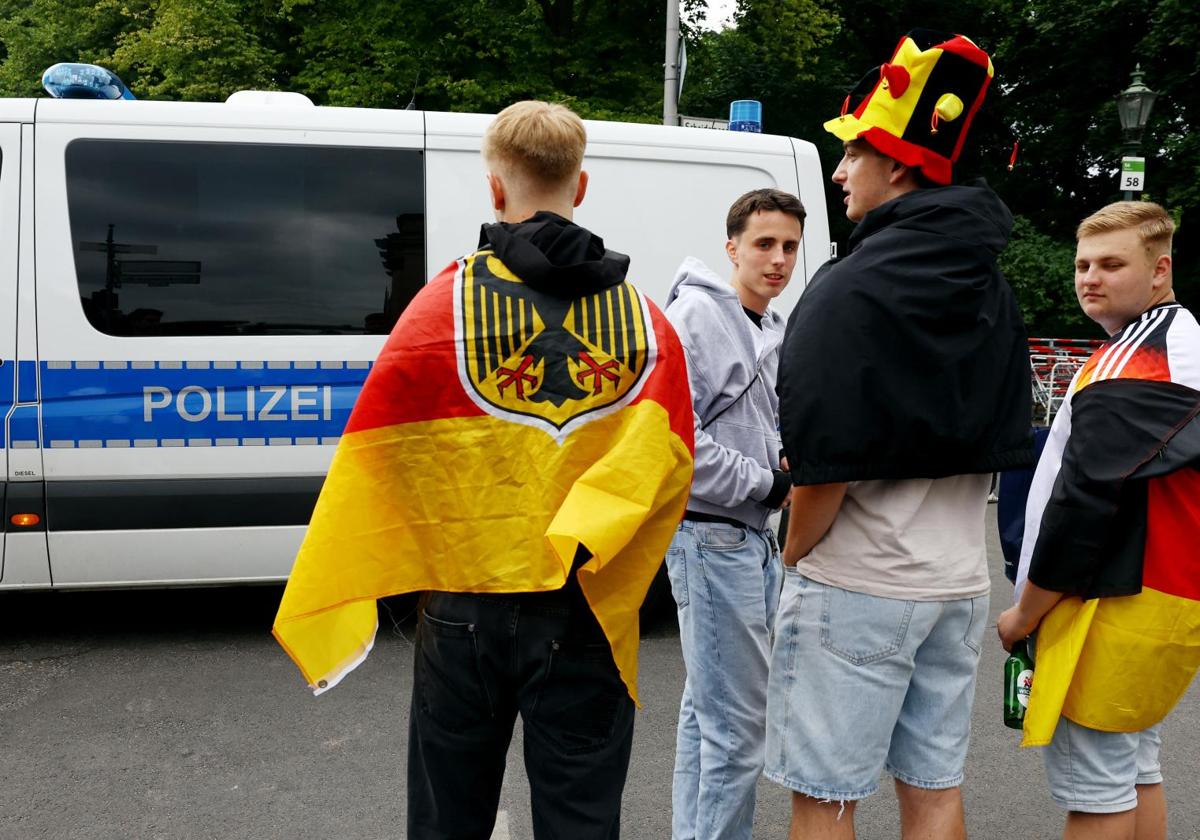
[666, 519, 782, 840]
[1044, 718, 1163, 813]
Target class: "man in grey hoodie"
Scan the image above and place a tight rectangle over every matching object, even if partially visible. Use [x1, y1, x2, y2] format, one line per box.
[663, 188, 804, 840]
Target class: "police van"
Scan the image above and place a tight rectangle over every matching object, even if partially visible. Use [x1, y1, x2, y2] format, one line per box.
[0, 69, 831, 591]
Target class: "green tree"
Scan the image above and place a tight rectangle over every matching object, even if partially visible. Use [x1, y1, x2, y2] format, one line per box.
[285, 0, 673, 120]
[1000, 216, 1092, 337]
[110, 0, 287, 101]
[0, 0, 136, 96]
[0, 0, 290, 101]
[946, 0, 1198, 309]
[678, 0, 840, 135]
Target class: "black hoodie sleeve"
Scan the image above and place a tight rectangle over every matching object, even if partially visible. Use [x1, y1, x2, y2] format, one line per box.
[762, 469, 792, 509]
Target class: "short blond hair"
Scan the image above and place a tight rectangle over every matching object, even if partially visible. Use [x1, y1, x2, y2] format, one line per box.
[1077, 201, 1175, 259]
[482, 101, 586, 191]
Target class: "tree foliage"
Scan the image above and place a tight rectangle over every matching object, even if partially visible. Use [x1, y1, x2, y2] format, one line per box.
[111, 0, 285, 101]
[283, 0, 674, 120]
[0, 0, 135, 96]
[0, 0, 678, 119]
[1000, 216, 1091, 338]
[679, 0, 840, 132]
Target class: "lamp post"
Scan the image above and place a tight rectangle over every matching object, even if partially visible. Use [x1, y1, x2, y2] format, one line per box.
[1115, 65, 1157, 201]
[663, 0, 680, 126]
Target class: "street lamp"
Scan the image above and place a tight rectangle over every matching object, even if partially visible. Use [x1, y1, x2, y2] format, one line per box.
[663, 0, 680, 126]
[1116, 65, 1157, 200]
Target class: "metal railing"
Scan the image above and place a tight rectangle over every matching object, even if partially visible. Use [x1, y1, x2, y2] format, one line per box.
[1028, 338, 1104, 426]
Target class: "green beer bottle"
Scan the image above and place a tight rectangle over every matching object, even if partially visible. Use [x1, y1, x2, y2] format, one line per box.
[1004, 639, 1034, 730]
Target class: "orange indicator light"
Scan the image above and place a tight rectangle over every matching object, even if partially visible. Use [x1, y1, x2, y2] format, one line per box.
[10, 513, 41, 527]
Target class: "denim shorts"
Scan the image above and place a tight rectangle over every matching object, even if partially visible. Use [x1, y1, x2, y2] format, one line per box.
[1042, 713, 1163, 813]
[764, 570, 988, 800]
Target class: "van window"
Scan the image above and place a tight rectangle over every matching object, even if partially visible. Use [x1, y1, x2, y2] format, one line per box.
[65, 140, 425, 336]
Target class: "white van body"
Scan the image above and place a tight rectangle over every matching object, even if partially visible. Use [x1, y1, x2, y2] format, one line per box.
[0, 97, 830, 590]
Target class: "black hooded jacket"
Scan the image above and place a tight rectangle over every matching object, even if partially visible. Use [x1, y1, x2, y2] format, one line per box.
[479, 211, 629, 297]
[777, 180, 1033, 484]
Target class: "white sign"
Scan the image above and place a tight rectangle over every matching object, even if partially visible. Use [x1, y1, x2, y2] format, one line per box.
[680, 115, 728, 130]
[1120, 157, 1146, 192]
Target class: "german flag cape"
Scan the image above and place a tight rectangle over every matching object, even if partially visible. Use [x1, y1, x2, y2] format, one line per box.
[273, 245, 694, 701]
[1016, 302, 1200, 746]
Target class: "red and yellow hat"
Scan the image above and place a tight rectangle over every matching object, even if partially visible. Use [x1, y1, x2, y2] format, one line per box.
[825, 29, 994, 185]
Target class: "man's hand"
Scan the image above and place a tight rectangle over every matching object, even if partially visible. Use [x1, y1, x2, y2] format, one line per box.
[781, 483, 848, 566]
[996, 580, 1066, 652]
[777, 456, 791, 510]
[781, 543, 803, 566]
[996, 605, 1036, 652]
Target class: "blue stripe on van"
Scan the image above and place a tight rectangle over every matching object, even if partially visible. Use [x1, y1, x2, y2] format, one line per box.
[8, 404, 39, 449]
[17, 360, 37, 403]
[1, 359, 12, 447]
[39, 360, 373, 449]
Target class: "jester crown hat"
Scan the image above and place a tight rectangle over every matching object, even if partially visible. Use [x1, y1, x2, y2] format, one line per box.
[825, 29, 994, 185]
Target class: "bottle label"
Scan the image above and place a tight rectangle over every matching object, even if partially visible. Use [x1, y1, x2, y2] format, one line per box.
[1016, 669, 1033, 708]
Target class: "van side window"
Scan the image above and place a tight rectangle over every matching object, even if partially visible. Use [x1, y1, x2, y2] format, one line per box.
[65, 140, 425, 336]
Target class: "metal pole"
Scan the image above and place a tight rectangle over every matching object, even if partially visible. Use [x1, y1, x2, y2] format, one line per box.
[663, 0, 680, 126]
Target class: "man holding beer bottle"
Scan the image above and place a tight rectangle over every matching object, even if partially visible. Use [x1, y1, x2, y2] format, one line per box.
[1000, 201, 1200, 840]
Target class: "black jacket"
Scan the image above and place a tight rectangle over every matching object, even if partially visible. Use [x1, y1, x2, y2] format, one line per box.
[479, 211, 629, 297]
[778, 181, 1033, 484]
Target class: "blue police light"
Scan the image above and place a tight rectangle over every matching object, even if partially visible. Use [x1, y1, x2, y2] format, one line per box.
[729, 100, 762, 133]
[42, 63, 136, 100]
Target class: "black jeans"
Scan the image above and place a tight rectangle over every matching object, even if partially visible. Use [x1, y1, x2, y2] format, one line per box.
[406, 589, 635, 840]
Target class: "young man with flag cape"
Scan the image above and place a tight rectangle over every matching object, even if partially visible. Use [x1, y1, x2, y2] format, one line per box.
[1000, 201, 1200, 840]
[272, 100, 694, 840]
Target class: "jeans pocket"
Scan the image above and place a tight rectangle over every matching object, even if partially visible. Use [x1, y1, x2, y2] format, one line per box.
[529, 640, 630, 756]
[962, 593, 989, 655]
[416, 609, 494, 731]
[696, 523, 748, 551]
[665, 546, 688, 609]
[820, 585, 915, 666]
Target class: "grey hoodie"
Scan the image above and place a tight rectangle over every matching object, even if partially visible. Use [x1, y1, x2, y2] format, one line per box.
[664, 257, 785, 531]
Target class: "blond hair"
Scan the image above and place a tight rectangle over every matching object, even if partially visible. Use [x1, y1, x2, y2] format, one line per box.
[482, 101, 586, 191]
[1077, 201, 1175, 259]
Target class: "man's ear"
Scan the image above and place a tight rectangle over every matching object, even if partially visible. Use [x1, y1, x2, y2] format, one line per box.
[1152, 253, 1173, 289]
[888, 159, 914, 187]
[487, 172, 506, 213]
[573, 170, 589, 207]
[725, 236, 739, 266]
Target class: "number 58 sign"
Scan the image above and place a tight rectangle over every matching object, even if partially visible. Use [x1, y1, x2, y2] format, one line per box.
[1121, 157, 1146, 192]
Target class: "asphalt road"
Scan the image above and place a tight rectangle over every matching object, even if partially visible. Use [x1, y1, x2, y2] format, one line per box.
[1, 507, 1197, 840]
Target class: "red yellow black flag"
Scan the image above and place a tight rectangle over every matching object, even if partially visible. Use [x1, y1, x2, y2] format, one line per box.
[1021, 303, 1200, 745]
[273, 253, 694, 700]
